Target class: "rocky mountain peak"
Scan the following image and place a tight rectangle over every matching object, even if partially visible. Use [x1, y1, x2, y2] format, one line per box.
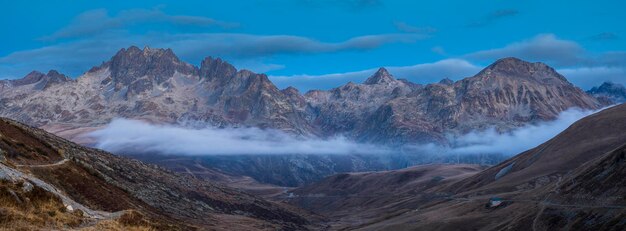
[587, 81, 626, 104]
[9, 70, 71, 88]
[364, 67, 395, 85]
[41, 70, 72, 88]
[199, 56, 237, 80]
[281, 86, 300, 95]
[45, 70, 70, 80]
[439, 78, 454, 85]
[12, 71, 45, 86]
[589, 81, 625, 93]
[477, 57, 568, 84]
[107, 46, 196, 85]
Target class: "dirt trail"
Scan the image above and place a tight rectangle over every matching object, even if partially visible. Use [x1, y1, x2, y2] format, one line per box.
[15, 158, 69, 168]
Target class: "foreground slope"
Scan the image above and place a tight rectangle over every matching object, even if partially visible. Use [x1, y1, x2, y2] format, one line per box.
[288, 104, 626, 230]
[286, 164, 484, 228]
[0, 117, 316, 230]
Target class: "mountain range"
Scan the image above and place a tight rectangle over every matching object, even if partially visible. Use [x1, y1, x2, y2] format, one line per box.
[0, 46, 615, 146]
[2, 46, 623, 188]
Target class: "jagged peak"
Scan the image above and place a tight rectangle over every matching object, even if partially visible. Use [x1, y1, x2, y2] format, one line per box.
[281, 86, 300, 94]
[199, 56, 237, 80]
[8, 70, 71, 87]
[439, 78, 454, 85]
[598, 81, 624, 89]
[45, 70, 69, 79]
[112, 46, 179, 61]
[104, 46, 196, 85]
[364, 67, 396, 85]
[12, 71, 46, 85]
[25, 70, 45, 77]
[588, 81, 626, 94]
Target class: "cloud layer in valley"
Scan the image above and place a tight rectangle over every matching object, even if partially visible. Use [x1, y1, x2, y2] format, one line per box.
[89, 107, 600, 157]
[443, 107, 599, 156]
[88, 119, 392, 155]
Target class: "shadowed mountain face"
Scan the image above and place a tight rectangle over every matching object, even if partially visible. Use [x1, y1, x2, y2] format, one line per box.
[588, 81, 626, 104]
[0, 47, 605, 146]
[0, 117, 316, 230]
[288, 104, 626, 230]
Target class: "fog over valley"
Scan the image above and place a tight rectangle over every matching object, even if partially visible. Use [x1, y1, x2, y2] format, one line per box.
[89, 107, 599, 158]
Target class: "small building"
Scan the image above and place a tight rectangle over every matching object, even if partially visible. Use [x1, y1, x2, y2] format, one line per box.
[489, 197, 503, 207]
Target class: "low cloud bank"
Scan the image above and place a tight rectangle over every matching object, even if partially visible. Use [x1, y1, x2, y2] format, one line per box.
[89, 107, 599, 156]
[88, 119, 391, 155]
[444, 107, 598, 155]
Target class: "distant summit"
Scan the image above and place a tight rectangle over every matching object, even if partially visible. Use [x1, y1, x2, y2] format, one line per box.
[364, 67, 395, 85]
[477, 57, 569, 84]
[587, 81, 626, 104]
[105, 46, 197, 85]
[0, 69, 71, 91]
[199, 56, 237, 80]
[438, 78, 454, 85]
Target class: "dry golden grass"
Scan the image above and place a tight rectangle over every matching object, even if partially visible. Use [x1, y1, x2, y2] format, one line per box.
[0, 179, 84, 230]
[0, 179, 184, 230]
[79, 220, 156, 231]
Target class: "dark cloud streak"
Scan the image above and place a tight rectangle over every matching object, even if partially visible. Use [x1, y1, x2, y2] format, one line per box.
[467, 8, 519, 27]
[41, 8, 239, 41]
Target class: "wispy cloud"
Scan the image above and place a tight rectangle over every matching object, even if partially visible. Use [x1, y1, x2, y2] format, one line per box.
[465, 34, 587, 66]
[402, 107, 599, 156]
[41, 8, 238, 41]
[558, 66, 626, 88]
[589, 32, 620, 41]
[467, 9, 519, 27]
[461, 33, 626, 88]
[0, 32, 427, 79]
[295, 0, 383, 10]
[394, 21, 436, 34]
[167, 33, 427, 58]
[270, 59, 481, 91]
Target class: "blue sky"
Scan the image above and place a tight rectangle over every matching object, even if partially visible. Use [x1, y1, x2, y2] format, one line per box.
[1, 0, 624, 91]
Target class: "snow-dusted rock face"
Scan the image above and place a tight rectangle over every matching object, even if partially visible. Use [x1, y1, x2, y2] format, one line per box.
[0, 47, 605, 145]
[305, 57, 603, 144]
[0, 46, 312, 135]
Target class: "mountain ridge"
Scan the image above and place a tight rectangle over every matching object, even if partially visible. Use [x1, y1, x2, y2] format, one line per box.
[0, 47, 605, 145]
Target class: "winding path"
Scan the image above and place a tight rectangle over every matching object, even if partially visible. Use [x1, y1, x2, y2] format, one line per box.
[14, 158, 69, 168]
